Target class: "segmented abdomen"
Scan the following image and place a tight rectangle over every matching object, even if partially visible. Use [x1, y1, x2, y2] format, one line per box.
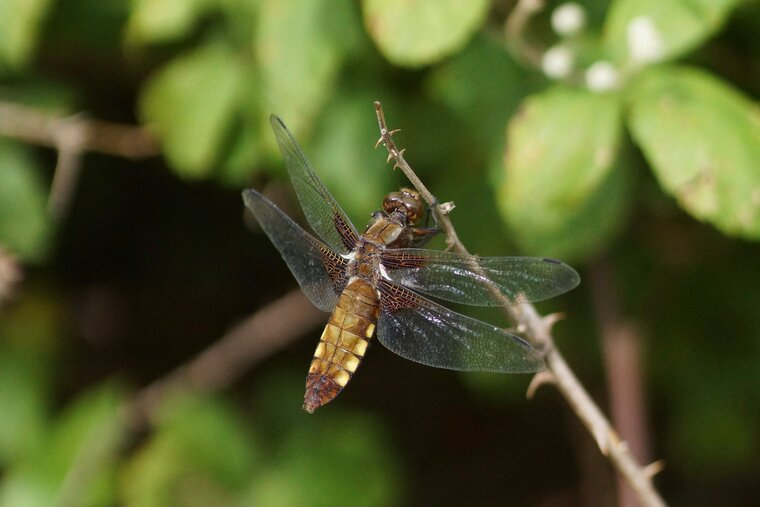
[303, 278, 379, 413]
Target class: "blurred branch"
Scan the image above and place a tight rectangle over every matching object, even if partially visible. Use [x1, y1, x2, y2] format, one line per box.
[0, 101, 160, 220]
[504, 0, 546, 69]
[374, 101, 667, 507]
[56, 419, 126, 507]
[125, 288, 325, 431]
[47, 117, 86, 221]
[0, 101, 159, 158]
[0, 247, 23, 310]
[590, 256, 653, 507]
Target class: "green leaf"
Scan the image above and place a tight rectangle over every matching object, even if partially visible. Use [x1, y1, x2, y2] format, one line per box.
[0, 384, 125, 507]
[139, 42, 246, 179]
[154, 394, 256, 488]
[0, 141, 51, 262]
[0, 288, 63, 466]
[254, 0, 359, 138]
[362, 0, 489, 68]
[126, 0, 213, 45]
[0, 346, 49, 466]
[250, 411, 402, 507]
[603, 0, 740, 64]
[426, 34, 531, 153]
[0, 0, 53, 72]
[310, 94, 394, 227]
[215, 65, 265, 186]
[627, 65, 760, 239]
[121, 393, 256, 507]
[498, 86, 629, 261]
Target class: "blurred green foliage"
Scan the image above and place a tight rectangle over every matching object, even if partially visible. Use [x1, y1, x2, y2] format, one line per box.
[363, 0, 490, 66]
[500, 87, 629, 260]
[628, 66, 760, 239]
[0, 0, 759, 505]
[0, 142, 51, 262]
[603, 0, 740, 64]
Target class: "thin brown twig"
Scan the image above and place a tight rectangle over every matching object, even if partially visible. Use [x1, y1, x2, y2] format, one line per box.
[373, 101, 667, 507]
[504, 0, 547, 69]
[0, 247, 23, 309]
[124, 288, 325, 431]
[0, 101, 161, 222]
[0, 101, 159, 159]
[47, 115, 87, 221]
[590, 256, 653, 507]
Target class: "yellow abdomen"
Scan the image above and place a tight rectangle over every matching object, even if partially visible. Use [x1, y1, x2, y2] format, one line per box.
[303, 279, 380, 413]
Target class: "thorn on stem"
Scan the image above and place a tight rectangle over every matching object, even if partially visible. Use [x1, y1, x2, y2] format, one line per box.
[527, 370, 555, 398]
[644, 460, 666, 478]
[596, 428, 622, 456]
[543, 312, 565, 333]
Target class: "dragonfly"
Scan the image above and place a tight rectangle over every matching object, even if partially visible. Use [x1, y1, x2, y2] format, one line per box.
[243, 115, 580, 413]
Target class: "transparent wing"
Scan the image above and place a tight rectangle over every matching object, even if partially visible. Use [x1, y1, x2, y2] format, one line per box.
[381, 249, 580, 306]
[243, 189, 346, 312]
[270, 115, 358, 254]
[376, 280, 544, 373]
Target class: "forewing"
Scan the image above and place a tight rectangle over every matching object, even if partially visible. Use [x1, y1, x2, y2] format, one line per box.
[270, 115, 358, 254]
[376, 280, 544, 372]
[243, 189, 346, 312]
[381, 249, 580, 306]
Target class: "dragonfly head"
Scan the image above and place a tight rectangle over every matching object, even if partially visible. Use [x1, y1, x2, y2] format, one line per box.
[383, 188, 423, 224]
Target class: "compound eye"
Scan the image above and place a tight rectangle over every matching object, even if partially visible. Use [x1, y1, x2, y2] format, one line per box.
[400, 188, 423, 223]
[382, 193, 404, 214]
[383, 189, 424, 223]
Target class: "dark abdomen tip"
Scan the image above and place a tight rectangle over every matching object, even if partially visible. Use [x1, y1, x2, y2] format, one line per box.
[303, 373, 342, 413]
